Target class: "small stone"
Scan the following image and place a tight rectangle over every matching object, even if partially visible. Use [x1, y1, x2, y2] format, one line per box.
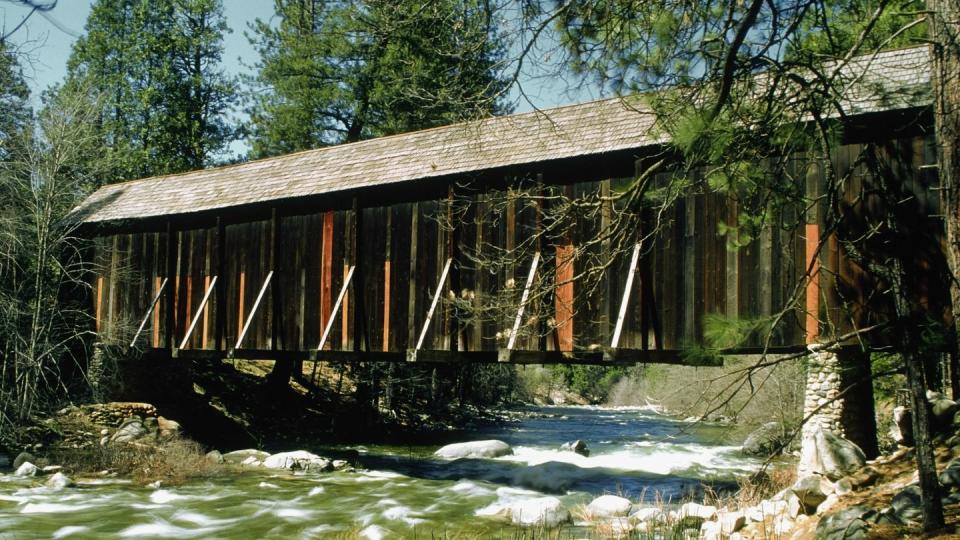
[205, 450, 224, 464]
[41, 465, 63, 474]
[718, 510, 746, 534]
[629, 507, 665, 523]
[678, 502, 717, 521]
[148, 480, 162, 489]
[559, 439, 590, 456]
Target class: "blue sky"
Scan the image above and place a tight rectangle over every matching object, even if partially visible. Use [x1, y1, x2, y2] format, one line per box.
[1, 1, 597, 155]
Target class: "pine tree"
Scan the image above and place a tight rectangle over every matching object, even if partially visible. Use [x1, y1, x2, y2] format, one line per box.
[246, 0, 510, 158]
[60, 0, 237, 183]
[0, 42, 30, 160]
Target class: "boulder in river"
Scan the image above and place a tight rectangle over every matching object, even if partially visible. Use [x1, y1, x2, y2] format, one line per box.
[205, 450, 224, 465]
[509, 496, 570, 527]
[742, 422, 786, 456]
[15, 462, 37, 477]
[586, 494, 632, 518]
[46, 472, 74, 489]
[262, 450, 332, 472]
[13, 451, 35, 470]
[222, 449, 271, 464]
[434, 440, 512, 459]
[560, 439, 590, 456]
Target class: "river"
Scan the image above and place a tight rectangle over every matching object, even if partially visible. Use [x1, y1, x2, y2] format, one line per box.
[0, 405, 760, 538]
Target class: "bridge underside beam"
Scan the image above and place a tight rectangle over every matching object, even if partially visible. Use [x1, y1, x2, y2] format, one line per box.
[158, 346, 806, 366]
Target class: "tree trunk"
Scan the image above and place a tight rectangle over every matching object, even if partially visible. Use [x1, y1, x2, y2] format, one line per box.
[929, 0, 960, 392]
[892, 260, 945, 531]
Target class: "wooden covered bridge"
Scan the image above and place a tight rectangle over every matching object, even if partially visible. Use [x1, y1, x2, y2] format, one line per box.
[72, 47, 945, 367]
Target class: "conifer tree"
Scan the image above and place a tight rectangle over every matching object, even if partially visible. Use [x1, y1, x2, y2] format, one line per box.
[60, 0, 237, 183]
[246, 0, 510, 158]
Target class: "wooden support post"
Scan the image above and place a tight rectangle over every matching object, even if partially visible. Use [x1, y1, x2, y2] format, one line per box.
[164, 221, 176, 350]
[215, 217, 226, 351]
[505, 251, 541, 353]
[129, 278, 169, 349]
[320, 210, 334, 340]
[95, 275, 104, 335]
[179, 276, 218, 349]
[407, 203, 420, 349]
[447, 187, 461, 352]
[409, 257, 453, 360]
[805, 223, 821, 343]
[352, 199, 369, 352]
[555, 244, 575, 352]
[270, 208, 280, 351]
[610, 243, 642, 349]
[233, 271, 274, 351]
[383, 208, 392, 352]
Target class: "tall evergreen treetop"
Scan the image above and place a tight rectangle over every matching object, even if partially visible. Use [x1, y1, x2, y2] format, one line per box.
[246, 0, 511, 158]
[63, 0, 237, 183]
[0, 41, 30, 160]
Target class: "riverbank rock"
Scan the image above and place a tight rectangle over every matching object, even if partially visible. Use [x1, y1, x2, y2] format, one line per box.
[891, 485, 923, 524]
[745, 500, 788, 522]
[509, 496, 570, 527]
[890, 406, 913, 446]
[15, 462, 37, 477]
[434, 440, 512, 459]
[815, 505, 875, 540]
[157, 416, 181, 439]
[222, 449, 270, 464]
[629, 507, 666, 523]
[586, 494, 632, 517]
[799, 425, 866, 480]
[110, 418, 148, 444]
[560, 440, 590, 456]
[742, 422, 786, 456]
[205, 450, 224, 464]
[262, 450, 332, 472]
[46, 472, 74, 489]
[677, 502, 717, 521]
[789, 476, 829, 514]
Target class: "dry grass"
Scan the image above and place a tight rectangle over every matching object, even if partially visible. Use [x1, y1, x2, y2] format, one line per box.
[50, 437, 219, 486]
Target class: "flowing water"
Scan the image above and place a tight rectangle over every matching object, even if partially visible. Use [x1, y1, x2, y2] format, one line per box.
[0, 405, 760, 538]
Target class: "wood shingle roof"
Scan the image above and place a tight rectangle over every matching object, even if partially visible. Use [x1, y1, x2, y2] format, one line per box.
[73, 47, 930, 224]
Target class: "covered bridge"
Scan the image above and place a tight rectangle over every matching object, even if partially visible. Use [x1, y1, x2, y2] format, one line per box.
[72, 46, 946, 367]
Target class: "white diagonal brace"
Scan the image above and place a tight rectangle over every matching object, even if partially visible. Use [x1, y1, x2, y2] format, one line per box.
[129, 277, 168, 348]
[234, 271, 274, 350]
[316, 265, 356, 351]
[414, 257, 453, 352]
[506, 251, 541, 351]
[179, 276, 218, 350]
[611, 242, 642, 349]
